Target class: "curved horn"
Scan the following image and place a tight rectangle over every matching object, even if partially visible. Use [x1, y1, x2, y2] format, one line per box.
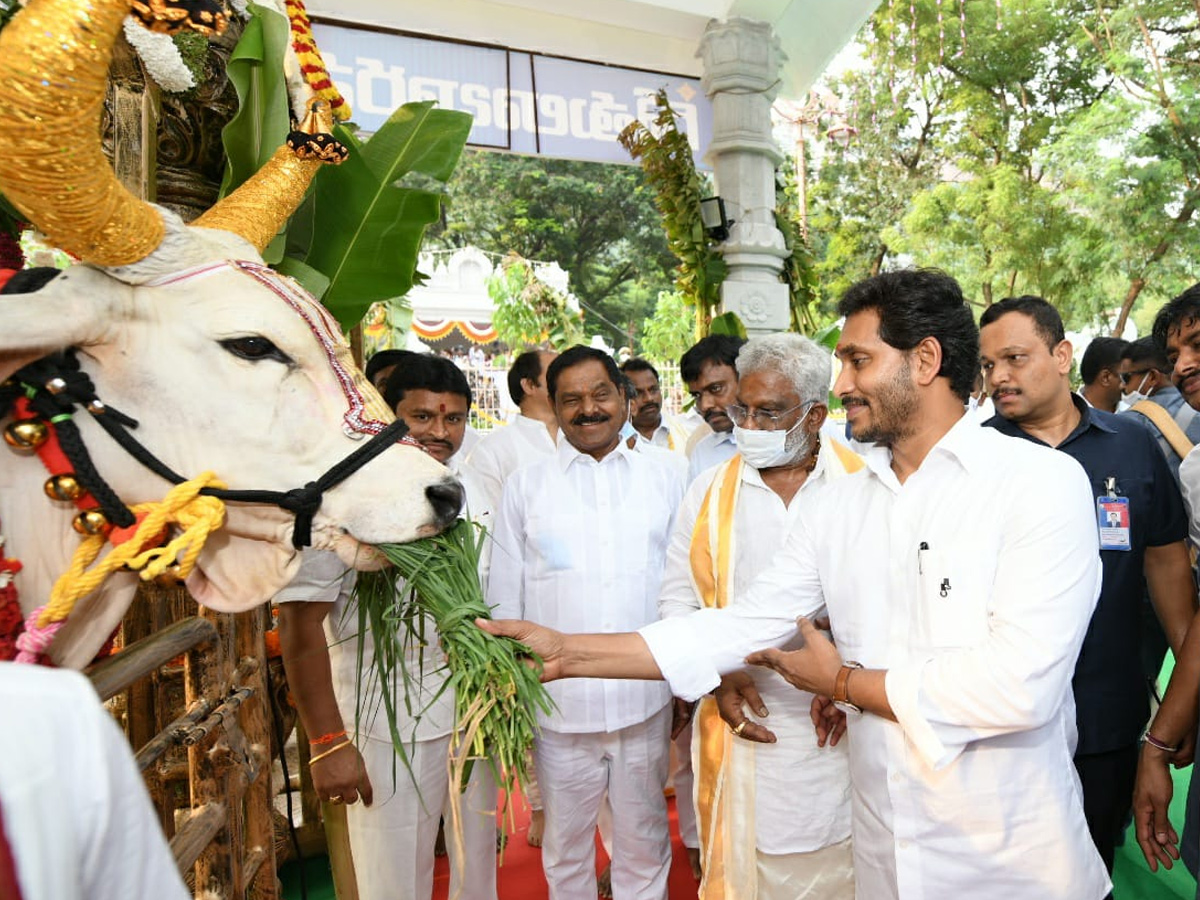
[0, 0, 166, 266]
[192, 100, 344, 253]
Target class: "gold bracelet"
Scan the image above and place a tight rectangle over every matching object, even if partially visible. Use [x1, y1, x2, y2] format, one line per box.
[309, 739, 354, 767]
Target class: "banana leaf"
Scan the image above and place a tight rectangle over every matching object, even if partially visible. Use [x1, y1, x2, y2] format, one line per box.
[217, 2, 291, 261]
[218, 3, 291, 197]
[286, 101, 473, 331]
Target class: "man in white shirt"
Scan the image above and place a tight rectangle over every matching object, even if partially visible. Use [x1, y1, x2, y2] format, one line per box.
[467, 349, 559, 511]
[660, 333, 857, 900]
[277, 356, 497, 900]
[488, 345, 685, 900]
[620, 357, 692, 452]
[682, 336, 746, 482]
[0, 664, 190, 900]
[482, 269, 1111, 900]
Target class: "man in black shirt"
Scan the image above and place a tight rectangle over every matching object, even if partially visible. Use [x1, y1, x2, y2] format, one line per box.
[979, 295, 1196, 880]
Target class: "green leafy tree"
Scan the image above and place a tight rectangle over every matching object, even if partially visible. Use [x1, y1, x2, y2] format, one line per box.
[618, 91, 727, 337]
[640, 291, 694, 362]
[812, 0, 1199, 333]
[487, 253, 585, 350]
[428, 149, 675, 344]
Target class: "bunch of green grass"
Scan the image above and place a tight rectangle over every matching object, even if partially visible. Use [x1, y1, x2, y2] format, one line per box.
[350, 520, 553, 851]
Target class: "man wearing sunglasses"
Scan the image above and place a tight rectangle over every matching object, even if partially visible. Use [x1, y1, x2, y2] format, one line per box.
[1119, 337, 1200, 482]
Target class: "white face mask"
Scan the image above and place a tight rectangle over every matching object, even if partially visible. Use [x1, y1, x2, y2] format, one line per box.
[733, 404, 814, 469]
[1123, 372, 1153, 408]
[619, 418, 638, 443]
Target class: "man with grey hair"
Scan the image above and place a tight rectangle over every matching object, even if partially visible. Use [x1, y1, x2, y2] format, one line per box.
[658, 332, 861, 899]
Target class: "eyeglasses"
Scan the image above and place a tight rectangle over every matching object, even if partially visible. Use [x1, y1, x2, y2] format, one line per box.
[1119, 368, 1157, 385]
[726, 401, 810, 431]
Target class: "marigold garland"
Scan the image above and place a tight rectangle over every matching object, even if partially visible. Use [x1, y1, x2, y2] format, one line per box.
[284, 0, 350, 121]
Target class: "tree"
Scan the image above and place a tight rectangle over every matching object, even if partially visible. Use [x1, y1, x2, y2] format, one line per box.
[487, 253, 585, 350]
[428, 149, 675, 346]
[810, 0, 1199, 333]
[640, 291, 694, 362]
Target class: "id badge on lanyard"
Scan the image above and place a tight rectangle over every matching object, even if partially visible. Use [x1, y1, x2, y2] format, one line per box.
[1097, 476, 1132, 552]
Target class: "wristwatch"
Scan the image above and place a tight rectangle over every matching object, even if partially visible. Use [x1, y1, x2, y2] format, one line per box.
[832, 660, 864, 714]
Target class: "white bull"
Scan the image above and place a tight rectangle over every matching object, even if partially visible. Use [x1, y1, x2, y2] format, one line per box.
[0, 0, 461, 668]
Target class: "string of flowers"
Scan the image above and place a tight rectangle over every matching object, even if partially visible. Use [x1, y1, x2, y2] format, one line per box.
[284, 0, 350, 121]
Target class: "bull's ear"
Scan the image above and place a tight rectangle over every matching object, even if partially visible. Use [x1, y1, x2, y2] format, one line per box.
[0, 266, 124, 381]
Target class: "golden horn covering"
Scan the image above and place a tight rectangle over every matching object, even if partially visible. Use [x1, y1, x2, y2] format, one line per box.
[191, 147, 321, 252]
[192, 101, 337, 252]
[0, 0, 166, 265]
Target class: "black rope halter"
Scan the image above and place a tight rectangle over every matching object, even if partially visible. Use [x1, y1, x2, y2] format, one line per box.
[2, 351, 413, 549]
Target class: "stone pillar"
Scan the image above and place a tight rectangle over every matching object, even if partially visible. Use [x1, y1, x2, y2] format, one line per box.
[698, 18, 790, 335]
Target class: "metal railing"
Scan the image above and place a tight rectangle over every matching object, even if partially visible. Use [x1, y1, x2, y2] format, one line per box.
[465, 361, 690, 433]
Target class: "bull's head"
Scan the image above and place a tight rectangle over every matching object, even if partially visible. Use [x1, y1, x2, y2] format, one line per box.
[0, 0, 462, 666]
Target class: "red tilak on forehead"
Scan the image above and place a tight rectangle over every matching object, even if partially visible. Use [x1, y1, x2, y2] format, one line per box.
[439, 403, 446, 413]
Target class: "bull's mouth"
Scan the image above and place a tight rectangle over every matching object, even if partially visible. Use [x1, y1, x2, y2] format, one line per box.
[329, 532, 389, 570]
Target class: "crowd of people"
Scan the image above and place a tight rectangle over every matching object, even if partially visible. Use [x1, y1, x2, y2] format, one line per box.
[276, 267, 1200, 900]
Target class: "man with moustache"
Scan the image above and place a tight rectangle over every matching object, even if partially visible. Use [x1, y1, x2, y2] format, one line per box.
[682, 336, 746, 482]
[620, 357, 691, 452]
[1128, 284, 1200, 890]
[487, 345, 685, 900]
[277, 355, 498, 900]
[978, 296, 1195, 880]
[481, 269, 1112, 900]
[659, 333, 858, 899]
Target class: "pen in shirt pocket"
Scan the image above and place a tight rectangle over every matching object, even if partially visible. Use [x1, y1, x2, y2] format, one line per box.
[918, 541, 929, 574]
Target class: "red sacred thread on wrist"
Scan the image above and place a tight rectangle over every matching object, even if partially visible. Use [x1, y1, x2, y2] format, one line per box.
[310, 730, 347, 746]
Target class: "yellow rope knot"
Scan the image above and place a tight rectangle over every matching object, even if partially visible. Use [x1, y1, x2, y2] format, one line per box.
[40, 472, 227, 627]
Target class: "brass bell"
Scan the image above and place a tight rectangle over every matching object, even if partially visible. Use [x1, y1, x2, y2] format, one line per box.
[45, 377, 67, 395]
[72, 509, 110, 535]
[4, 419, 49, 451]
[154, 565, 185, 588]
[44, 474, 86, 502]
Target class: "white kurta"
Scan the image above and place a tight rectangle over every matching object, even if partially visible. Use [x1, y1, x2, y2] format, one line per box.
[658, 452, 852, 856]
[488, 438, 684, 900]
[488, 439, 682, 732]
[275, 458, 497, 900]
[0, 664, 189, 900]
[640, 414, 1111, 900]
[465, 413, 557, 511]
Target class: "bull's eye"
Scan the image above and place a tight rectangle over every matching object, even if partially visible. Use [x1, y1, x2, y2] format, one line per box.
[220, 336, 292, 364]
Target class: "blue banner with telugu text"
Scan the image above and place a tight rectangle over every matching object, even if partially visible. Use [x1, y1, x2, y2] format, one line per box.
[312, 20, 712, 167]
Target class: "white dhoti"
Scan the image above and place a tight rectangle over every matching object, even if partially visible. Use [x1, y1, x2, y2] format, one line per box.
[346, 733, 498, 900]
[535, 706, 672, 900]
[757, 837, 855, 900]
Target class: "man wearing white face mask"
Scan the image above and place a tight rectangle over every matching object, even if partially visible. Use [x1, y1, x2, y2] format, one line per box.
[658, 333, 861, 899]
[1118, 337, 1200, 482]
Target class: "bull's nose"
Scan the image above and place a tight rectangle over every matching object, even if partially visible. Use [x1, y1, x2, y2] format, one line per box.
[426, 478, 464, 529]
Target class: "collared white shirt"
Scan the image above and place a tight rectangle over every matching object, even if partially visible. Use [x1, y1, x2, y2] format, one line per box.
[637, 413, 693, 454]
[276, 460, 493, 745]
[638, 422, 675, 449]
[659, 452, 851, 855]
[688, 428, 738, 483]
[489, 439, 683, 733]
[641, 414, 1110, 900]
[465, 413, 557, 511]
